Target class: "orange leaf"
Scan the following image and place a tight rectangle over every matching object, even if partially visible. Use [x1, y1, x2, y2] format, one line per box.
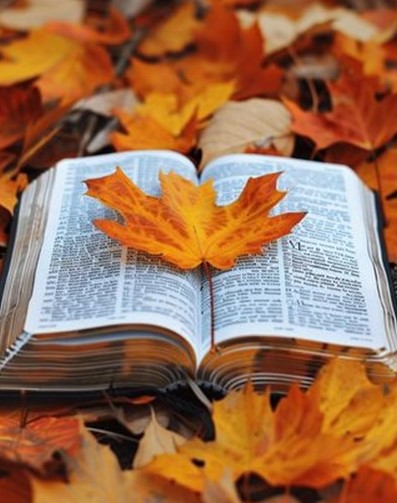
[355, 149, 397, 262]
[36, 43, 114, 103]
[0, 86, 43, 150]
[44, 6, 131, 46]
[0, 410, 81, 475]
[110, 112, 197, 154]
[0, 29, 77, 85]
[85, 168, 305, 270]
[284, 67, 397, 152]
[0, 173, 27, 215]
[138, 2, 200, 57]
[144, 360, 396, 491]
[336, 468, 397, 503]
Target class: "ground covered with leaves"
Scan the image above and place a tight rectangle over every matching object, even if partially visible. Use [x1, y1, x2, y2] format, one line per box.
[0, 0, 397, 501]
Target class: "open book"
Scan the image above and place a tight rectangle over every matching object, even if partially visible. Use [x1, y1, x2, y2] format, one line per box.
[0, 151, 396, 394]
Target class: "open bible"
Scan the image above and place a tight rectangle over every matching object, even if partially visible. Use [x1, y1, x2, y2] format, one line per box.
[0, 150, 396, 394]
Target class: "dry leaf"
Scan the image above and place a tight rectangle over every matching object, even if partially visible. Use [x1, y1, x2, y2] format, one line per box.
[0, 173, 28, 215]
[0, 468, 32, 503]
[136, 82, 234, 136]
[111, 111, 197, 154]
[202, 469, 241, 503]
[133, 409, 186, 468]
[198, 99, 294, 166]
[0, 29, 77, 86]
[355, 149, 397, 262]
[333, 467, 397, 503]
[284, 68, 397, 152]
[138, 2, 199, 57]
[44, 6, 131, 46]
[36, 42, 114, 103]
[85, 168, 305, 270]
[0, 0, 84, 30]
[31, 428, 200, 503]
[246, 3, 380, 55]
[0, 410, 81, 475]
[144, 360, 397, 491]
[75, 89, 139, 117]
[0, 86, 43, 151]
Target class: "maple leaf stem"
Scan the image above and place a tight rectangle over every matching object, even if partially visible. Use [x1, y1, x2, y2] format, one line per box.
[202, 261, 216, 352]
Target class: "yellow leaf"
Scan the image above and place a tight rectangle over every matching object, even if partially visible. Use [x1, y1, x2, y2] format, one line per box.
[85, 168, 305, 270]
[0, 29, 77, 85]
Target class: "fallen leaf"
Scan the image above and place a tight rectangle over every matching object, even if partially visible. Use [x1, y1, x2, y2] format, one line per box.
[138, 2, 199, 57]
[85, 168, 305, 270]
[0, 410, 82, 475]
[0, 468, 32, 503]
[0, 29, 77, 86]
[31, 428, 201, 503]
[355, 149, 397, 262]
[334, 467, 397, 503]
[284, 68, 397, 152]
[44, 6, 131, 46]
[0, 86, 43, 150]
[133, 409, 186, 468]
[198, 99, 294, 166]
[75, 89, 139, 117]
[248, 3, 380, 55]
[0, 0, 84, 30]
[36, 43, 114, 103]
[136, 82, 234, 136]
[0, 173, 28, 215]
[202, 469, 242, 503]
[110, 111, 197, 154]
[144, 360, 397, 491]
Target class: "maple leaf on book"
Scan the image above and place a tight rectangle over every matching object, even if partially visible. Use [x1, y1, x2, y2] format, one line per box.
[85, 167, 305, 270]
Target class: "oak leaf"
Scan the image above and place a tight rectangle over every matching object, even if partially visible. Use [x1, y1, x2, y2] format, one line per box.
[85, 168, 305, 270]
[0, 29, 77, 86]
[332, 468, 397, 503]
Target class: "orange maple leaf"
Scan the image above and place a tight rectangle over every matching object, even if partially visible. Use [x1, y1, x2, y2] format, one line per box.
[284, 64, 397, 152]
[85, 168, 305, 270]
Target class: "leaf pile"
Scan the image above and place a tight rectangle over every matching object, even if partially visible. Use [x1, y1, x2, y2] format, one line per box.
[0, 1, 397, 501]
[0, 359, 395, 502]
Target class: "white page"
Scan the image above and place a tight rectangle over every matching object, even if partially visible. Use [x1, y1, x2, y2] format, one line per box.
[25, 151, 201, 349]
[199, 154, 390, 356]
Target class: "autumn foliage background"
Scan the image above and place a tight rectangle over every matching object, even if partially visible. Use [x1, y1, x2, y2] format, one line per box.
[0, 0, 397, 502]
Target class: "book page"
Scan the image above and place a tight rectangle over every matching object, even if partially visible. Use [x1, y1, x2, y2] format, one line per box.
[24, 151, 201, 349]
[199, 154, 391, 356]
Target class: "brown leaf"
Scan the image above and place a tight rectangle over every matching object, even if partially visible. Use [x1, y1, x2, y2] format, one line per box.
[198, 99, 294, 167]
[133, 409, 186, 468]
[0, 0, 84, 30]
[0, 410, 82, 475]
